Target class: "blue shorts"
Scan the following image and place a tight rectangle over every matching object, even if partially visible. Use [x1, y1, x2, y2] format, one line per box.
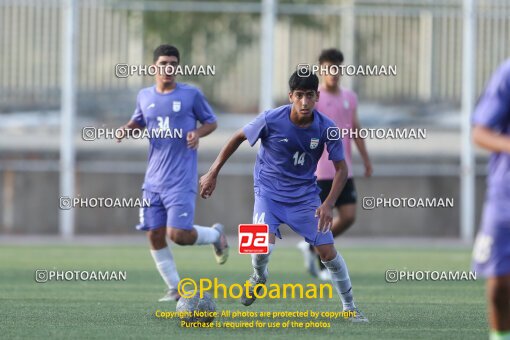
[472, 200, 510, 277]
[136, 190, 195, 231]
[253, 193, 334, 246]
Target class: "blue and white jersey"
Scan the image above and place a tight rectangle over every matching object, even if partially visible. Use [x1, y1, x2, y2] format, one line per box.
[243, 104, 344, 202]
[131, 83, 216, 194]
[472, 59, 510, 202]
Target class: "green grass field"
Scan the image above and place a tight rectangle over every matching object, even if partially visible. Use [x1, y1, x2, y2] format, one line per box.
[0, 244, 487, 339]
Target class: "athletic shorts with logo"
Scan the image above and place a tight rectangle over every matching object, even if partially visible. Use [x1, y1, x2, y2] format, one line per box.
[253, 192, 334, 246]
[136, 190, 195, 231]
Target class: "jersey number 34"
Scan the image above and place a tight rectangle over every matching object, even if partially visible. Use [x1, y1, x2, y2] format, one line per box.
[156, 116, 170, 130]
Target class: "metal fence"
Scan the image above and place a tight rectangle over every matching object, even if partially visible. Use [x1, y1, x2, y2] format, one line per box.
[1, 0, 510, 115]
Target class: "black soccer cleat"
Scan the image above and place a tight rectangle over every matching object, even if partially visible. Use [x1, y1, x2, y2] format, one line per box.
[240, 273, 266, 306]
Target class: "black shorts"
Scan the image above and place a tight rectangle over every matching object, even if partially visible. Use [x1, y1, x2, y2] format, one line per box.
[317, 178, 357, 207]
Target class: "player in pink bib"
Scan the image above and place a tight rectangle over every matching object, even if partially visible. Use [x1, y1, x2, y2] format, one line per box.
[298, 48, 373, 281]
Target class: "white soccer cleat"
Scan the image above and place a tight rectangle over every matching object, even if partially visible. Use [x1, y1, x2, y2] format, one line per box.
[297, 240, 319, 277]
[158, 289, 180, 302]
[318, 269, 331, 281]
[212, 223, 229, 265]
[343, 307, 369, 323]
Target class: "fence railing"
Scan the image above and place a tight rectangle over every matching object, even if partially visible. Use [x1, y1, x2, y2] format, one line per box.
[1, 0, 509, 115]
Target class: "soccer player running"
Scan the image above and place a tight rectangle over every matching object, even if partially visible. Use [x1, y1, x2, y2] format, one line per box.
[472, 59, 510, 340]
[117, 44, 228, 302]
[200, 71, 368, 322]
[298, 48, 372, 281]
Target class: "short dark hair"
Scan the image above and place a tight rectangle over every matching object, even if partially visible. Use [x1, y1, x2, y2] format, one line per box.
[318, 48, 344, 65]
[153, 44, 180, 63]
[289, 71, 319, 92]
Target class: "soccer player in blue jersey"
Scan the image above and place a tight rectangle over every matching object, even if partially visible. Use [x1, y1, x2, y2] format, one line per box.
[117, 44, 228, 302]
[200, 71, 368, 322]
[472, 60, 510, 340]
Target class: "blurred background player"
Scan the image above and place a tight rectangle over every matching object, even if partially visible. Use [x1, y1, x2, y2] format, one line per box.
[472, 59, 510, 340]
[200, 71, 368, 322]
[117, 44, 229, 302]
[298, 48, 372, 280]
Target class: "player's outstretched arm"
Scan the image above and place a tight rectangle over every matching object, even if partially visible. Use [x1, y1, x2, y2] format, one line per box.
[199, 129, 247, 198]
[316, 160, 348, 232]
[116, 120, 144, 143]
[473, 124, 510, 153]
[352, 109, 373, 177]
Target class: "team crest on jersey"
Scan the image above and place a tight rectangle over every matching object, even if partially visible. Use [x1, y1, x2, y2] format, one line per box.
[172, 101, 181, 112]
[310, 138, 319, 149]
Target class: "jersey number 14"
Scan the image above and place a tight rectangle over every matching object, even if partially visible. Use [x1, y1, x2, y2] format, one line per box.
[293, 151, 305, 166]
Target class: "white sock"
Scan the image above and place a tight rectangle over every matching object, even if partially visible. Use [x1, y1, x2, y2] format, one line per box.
[193, 225, 220, 245]
[490, 331, 510, 340]
[251, 243, 274, 280]
[321, 252, 355, 310]
[150, 246, 180, 290]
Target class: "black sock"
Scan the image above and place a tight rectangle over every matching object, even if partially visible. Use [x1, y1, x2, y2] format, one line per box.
[318, 254, 326, 270]
[310, 244, 326, 270]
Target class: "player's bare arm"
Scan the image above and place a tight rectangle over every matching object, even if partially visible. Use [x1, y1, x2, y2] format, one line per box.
[199, 128, 247, 198]
[116, 120, 144, 143]
[352, 109, 373, 177]
[473, 124, 510, 153]
[316, 159, 348, 232]
[187, 121, 217, 150]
